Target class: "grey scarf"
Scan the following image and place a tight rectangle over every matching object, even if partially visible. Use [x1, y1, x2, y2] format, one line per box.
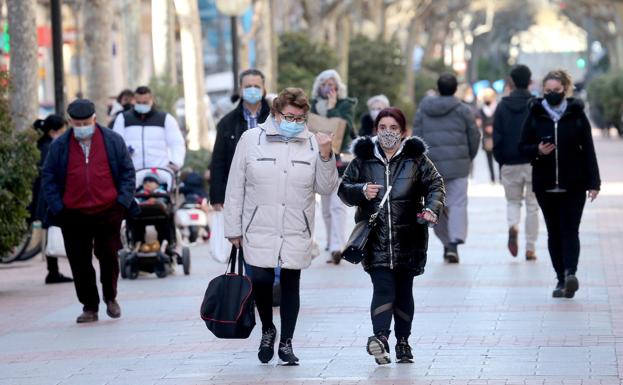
[541, 99, 568, 122]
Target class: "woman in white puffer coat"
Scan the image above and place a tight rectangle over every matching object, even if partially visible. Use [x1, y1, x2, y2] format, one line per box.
[224, 87, 338, 366]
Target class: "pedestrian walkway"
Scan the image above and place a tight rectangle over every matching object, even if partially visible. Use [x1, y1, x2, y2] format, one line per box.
[1, 134, 622, 385]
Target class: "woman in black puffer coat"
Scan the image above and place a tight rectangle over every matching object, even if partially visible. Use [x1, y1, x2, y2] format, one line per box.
[338, 107, 444, 366]
[519, 69, 600, 300]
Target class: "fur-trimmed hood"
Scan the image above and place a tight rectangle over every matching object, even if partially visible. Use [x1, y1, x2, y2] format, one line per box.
[351, 135, 428, 160]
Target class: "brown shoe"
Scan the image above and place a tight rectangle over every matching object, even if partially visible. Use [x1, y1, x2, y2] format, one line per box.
[106, 300, 121, 318]
[508, 227, 518, 257]
[76, 310, 98, 323]
[525, 250, 537, 261]
[331, 251, 342, 264]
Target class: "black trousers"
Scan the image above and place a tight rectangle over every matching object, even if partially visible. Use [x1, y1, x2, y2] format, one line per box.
[535, 190, 586, 282]
[60, 204, 124, 312]
[248, 265, 300, 341]
[369, 268, 416, 339]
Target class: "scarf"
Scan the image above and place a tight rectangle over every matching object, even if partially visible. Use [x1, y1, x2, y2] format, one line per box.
[542, 99, 568, 122]
[315, 99, 329, 117]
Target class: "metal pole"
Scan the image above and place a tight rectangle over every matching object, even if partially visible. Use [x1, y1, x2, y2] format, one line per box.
[231, 16, 239, 93]
[51, 0, 65, 115]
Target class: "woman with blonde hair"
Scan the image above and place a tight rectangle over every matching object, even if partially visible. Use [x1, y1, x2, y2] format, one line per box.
[519, 69, 600, 298]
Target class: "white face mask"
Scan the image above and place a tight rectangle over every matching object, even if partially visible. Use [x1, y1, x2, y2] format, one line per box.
[370, 109, 382, 121]
[134, 103, 152, 114]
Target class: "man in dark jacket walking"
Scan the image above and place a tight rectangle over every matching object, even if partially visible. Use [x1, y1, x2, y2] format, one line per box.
[493, 64, 539, 261]
[209, 69, 271, 209]
[42, 99, 138, 323]
[413, 73, 480, 263]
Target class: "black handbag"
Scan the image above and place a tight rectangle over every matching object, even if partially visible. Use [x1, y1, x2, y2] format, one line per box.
[200, 246, 256, 339]
[342, 186, 393, 264]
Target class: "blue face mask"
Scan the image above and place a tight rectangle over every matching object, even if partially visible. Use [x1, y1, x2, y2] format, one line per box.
[242, 87, 262, 104]
[279, 120, 305, 137]
[74, 124, 95, 139]
[134, 103, 151, 114]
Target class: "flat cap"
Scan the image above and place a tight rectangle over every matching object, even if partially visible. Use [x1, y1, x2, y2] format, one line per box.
[67, 99, 95, 119]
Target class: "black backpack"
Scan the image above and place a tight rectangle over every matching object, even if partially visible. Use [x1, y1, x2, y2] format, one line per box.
[200, 246, 255, 339]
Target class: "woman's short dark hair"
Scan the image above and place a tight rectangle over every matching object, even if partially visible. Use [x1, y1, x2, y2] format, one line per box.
[437, 73, 458, 96]
[271, 88, 310, 115]
[33, 114, 66, 134]
[374, 107, 407, 132]
[116, 89, 134, 103]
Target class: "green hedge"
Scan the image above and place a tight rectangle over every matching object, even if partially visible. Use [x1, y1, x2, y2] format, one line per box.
[587, 71, 623, 130]
[0, 73, 39, 256]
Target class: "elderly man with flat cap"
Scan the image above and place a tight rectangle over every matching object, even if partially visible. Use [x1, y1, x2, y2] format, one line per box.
[42, 99, 139, 323]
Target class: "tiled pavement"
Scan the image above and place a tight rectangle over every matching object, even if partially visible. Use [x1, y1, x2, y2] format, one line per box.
[1, 133, 623, 385]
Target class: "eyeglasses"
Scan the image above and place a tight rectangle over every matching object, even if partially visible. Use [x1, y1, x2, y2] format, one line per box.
[279, 112, 307, 123]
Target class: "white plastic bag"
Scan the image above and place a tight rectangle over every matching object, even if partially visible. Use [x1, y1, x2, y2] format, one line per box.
[45, 226, 67, 258]
[209, 211, 231, 263]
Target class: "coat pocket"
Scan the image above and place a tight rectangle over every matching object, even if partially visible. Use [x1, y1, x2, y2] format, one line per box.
[244, 206, 259, 242]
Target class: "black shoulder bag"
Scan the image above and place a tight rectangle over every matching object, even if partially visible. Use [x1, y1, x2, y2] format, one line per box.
[200, 246, 256, 338]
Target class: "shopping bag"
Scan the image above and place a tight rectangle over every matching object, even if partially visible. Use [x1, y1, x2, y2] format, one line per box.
[45, 226, 67, 258]
[209, 211, 231, 263]
[200, 246, 255, 339]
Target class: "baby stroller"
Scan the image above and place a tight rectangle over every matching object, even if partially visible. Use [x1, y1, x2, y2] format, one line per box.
[118, 168, 191, 279]
[176, 172, 211, 243]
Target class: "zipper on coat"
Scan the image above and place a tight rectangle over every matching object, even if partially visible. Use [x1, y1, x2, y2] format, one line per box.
[554, 121, 559, 187]
[302, 210, 312, 237]
[385, 162, 394, 269]
[244, 206, 259, 241]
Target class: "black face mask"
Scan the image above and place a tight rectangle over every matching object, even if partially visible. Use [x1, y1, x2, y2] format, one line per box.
[122, 103, 133, 111]
[544, 91, 565, 106]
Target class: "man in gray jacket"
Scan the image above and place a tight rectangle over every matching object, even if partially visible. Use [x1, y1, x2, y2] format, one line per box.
[414, 73, 480, 263]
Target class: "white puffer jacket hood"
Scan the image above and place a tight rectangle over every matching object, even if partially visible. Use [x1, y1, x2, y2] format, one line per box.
[223, 117, 339, 269]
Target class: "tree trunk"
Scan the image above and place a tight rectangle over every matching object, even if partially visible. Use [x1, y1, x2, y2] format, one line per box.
[255, 0, 276, 92]
[174, 0, 213, 150]
[152, 0, 177, 83]
[7, 0, 38, 132]
[336, 15, 351, 84]
[83, 0, 113, 121]
[405, 18, 419, 103]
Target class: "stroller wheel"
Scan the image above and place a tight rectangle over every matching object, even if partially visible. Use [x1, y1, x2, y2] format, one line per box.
[125, 263, 138, 280]
[119, 251, 128, 279]
[182, 247, 191, 275]
[188, 226, 199, 243]
[155, 263, 168, 278]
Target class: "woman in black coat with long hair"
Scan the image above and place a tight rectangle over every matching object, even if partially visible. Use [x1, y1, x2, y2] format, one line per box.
[31, 115, 73, 284]
[519, 69, 600, 299]
[338, 107, 444, 365]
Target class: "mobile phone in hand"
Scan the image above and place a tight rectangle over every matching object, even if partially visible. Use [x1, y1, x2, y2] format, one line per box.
[541, 135, 555, 145]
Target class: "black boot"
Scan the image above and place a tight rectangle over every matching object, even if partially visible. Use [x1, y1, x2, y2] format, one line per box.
[552, 280, 565, 298]
[564, 272, 579, 298]
[258, 326, 277, 363]
[278, 339, 299, 366]
[45, 273, 73, 284]
[395, 337, 414, 363]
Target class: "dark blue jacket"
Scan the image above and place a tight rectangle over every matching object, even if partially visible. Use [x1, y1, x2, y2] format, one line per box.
[492, 89, 532, 166]
[42, 124, 139, 224]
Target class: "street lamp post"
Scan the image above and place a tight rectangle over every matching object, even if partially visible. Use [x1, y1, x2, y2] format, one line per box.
[50, 0, 64, 115]
[215, 0, 251, 93]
